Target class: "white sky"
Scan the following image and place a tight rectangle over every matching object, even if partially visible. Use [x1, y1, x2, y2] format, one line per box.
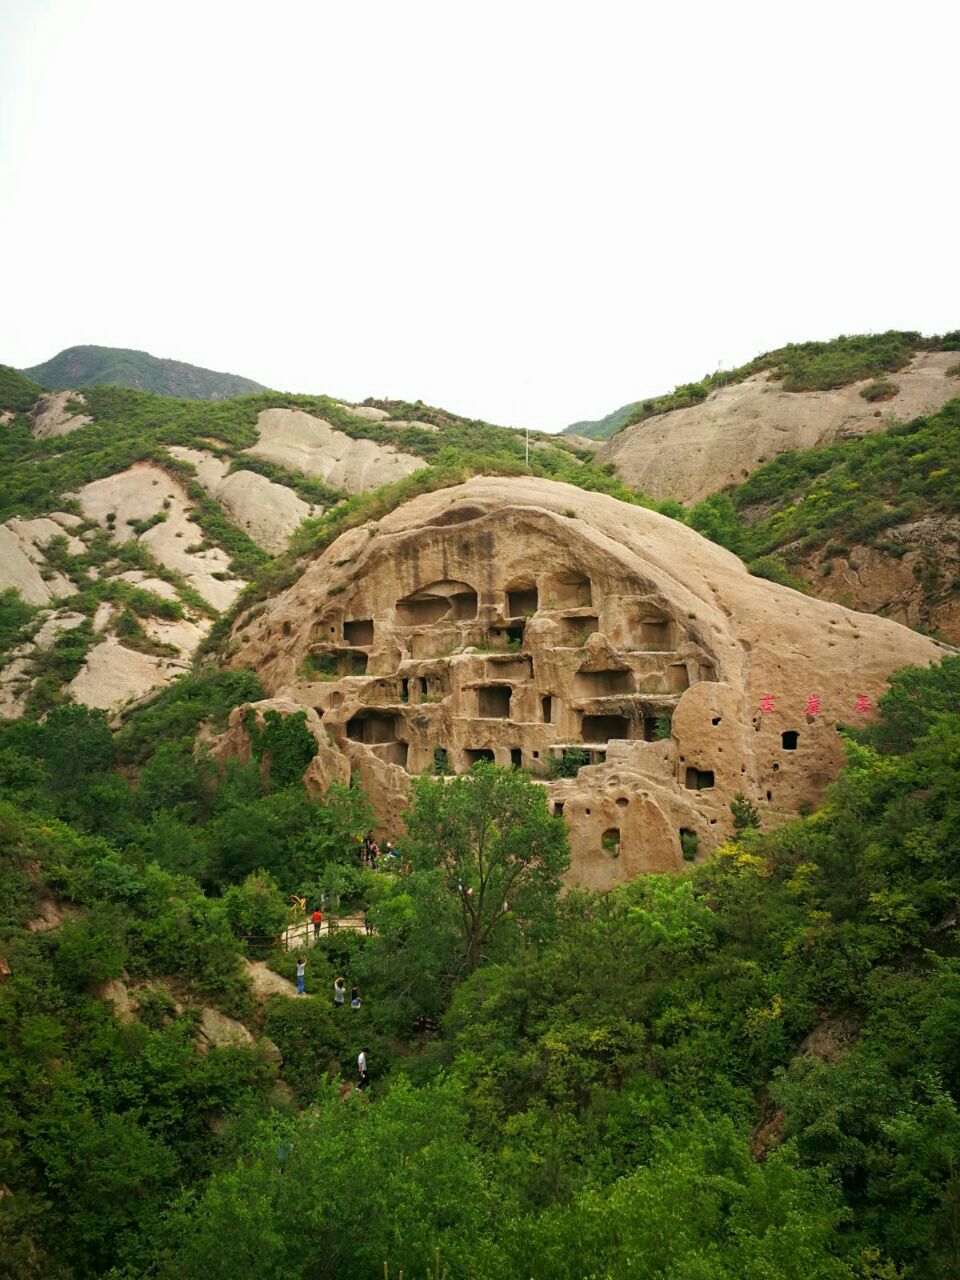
[1, 0, 957, 432]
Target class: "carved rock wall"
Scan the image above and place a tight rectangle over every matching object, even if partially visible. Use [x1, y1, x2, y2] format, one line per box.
[226, 477, 945, 888]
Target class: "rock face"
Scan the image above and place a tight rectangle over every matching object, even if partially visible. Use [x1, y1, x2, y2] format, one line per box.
[225, 476, 944, 888]
[29, 390, 92, 439]
[790, 515, 960, 643]
[168, 446, 318, 554]
[76, 462, 245, 611]
[245, 408, 427, 492]
[600, 353, 960, 503]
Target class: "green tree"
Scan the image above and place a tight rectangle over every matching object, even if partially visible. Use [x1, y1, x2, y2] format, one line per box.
[731, 789, 761, 835]
[404, 761, 569, 971]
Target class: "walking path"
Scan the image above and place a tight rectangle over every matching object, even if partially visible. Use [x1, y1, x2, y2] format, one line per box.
[282, 913, 370, 951]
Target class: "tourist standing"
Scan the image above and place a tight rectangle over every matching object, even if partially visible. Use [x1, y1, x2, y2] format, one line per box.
[296, 955, 307, 995]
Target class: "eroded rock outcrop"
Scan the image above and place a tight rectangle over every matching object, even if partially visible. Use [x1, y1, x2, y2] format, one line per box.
[223, 477, 944, 888]
[244, 408, 427, 492]
[600, 353, 960, 503]
[29, 390, 92, 439]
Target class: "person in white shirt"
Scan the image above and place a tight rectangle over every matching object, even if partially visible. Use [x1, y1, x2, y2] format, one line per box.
[357, 1050, 369, 1090]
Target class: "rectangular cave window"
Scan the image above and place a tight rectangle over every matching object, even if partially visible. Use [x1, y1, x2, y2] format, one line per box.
[541, 694, 553, 723]
[395, 595, 451, 627]
[545, 571, 592, 609]
[449, 589, 478, 621]
[400, 678, 409, 702]
[558, 615, 599, 646]
[419, 677, 429, 696]
[464, 748, 495, 769]
[782, 730, 799, 750]
[553, 801, 565, 817]
[507, 586, 539, 617]
[573, 668, 635, 698]
[667, 664, 690, 692]
[378, 741, 409, 769]
[581, 714, 631, 743]
[478, 685, 512, 718]
[639, 616, 673, 650]
[343, 618, 374, 646]
[345, 713, 397, 744]
[510, 748, 522, 768]
[685, 767, 715, 790]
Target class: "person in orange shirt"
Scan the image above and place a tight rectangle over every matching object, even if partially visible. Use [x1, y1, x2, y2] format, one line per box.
[311, 907, 322, 940]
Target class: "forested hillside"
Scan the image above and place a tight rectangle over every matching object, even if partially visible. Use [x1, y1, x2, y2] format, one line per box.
[3, 650, 960, 1277]
[22, 346, 268, 400]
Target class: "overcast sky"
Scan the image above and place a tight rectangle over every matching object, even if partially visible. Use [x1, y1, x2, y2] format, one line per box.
[1, 1, 956, 432]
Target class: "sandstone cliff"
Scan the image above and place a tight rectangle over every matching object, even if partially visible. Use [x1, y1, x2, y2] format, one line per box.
[222, 476, 944, 888]
[599, 353, 960, 504]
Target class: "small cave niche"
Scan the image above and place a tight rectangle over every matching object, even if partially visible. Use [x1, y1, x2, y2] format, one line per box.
[308, 647, 368, 678]
[377, 741, 409, 769]
[396, 581, 477, 627]
[541, 694, 553, 724]
[544, 570, 592, 609]
[699, 663, 719, 682]
[666, 664, 690, 692]
[711, 716, 721, 726]
[601, 827, 621, 857]
[282, 621, 292, 637]
[558, 615, 599, 646]
[766, 790, 773, 802]
[419, 677, 429, 696]
[510, 748, 523, 768]
[581, 713, 631, 743]
[638, 613, 675, 650]
[478, 685, 512, 718]
[346, 712, 398, 744]
[400, 678, 410, 702]
[489, 623, 525, 650]
[328, 691, 343, 709]
[553, 801, 565, 817]
[685, 767, 715, 790]
[782, 730, 799, 751]
[573, 668, 635, 698]
[343, 618, 374, 646]
[615, 796, 629, 808]
[464, 748, 495, 768]
[486, 655, 533, 681]
[506, 582, 539, 617]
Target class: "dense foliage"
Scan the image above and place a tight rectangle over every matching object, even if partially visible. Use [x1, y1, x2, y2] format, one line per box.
[21, 345, 268, 400]
[2, 654, 960, 1277]
[0, 363, 43, 412]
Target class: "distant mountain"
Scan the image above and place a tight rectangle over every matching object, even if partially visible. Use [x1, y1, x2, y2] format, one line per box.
[22, 345, 269, 400]
[563, 400, 644, 441]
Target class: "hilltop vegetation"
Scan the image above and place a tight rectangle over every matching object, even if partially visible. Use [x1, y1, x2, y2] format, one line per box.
[0, 363, 43, 413]
[21, 344, 268, 400]
[3, 634, 960, 1276]
[563, 330, 960, 440]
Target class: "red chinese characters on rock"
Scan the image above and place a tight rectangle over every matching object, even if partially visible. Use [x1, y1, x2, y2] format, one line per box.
[804, 695, 821, 717]
[855, 694, 872, 714]
[759, 695, 776, 715]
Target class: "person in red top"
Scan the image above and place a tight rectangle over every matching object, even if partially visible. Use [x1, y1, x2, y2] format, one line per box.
[311, 907, 322, 940]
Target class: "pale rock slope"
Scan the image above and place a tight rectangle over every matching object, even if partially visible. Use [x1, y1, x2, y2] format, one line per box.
[600, 352, 960, 503]
[244, 408, 427, 493]
[29, 391, 92, 439]
[76, 463, 245, 612]
[168, 446, 318, 555]
[220, 475, 944, 890]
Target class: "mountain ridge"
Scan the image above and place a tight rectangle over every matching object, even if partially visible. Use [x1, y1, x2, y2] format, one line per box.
[22, 344, 269, 401]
